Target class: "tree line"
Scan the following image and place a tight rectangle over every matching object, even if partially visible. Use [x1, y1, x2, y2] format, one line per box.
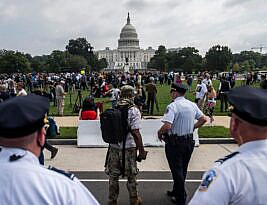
[0, 38, 107, 74]
[148, 45, 267, 73]
[0, 37, 267, 73]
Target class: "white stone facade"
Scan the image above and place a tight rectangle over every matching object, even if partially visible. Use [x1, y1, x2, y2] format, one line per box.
[96, 13, 155, 70]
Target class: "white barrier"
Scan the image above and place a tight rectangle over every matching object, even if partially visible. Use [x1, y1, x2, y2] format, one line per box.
[77, 119, 164, 147]
[77, 119, 199, 147]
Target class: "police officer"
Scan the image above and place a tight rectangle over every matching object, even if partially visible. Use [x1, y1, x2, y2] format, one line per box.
[105, 85, 147, 205]
[157, 83, 207, 205]
[189, 86, 267, 205]
[0, 95, 99, 205]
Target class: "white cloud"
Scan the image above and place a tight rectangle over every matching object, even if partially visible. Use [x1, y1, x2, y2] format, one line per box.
[0, 0, 266, 56]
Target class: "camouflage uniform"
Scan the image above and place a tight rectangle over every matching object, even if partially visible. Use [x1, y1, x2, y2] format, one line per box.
[105, 147, 139, 201]
[105, 98, 142, 204]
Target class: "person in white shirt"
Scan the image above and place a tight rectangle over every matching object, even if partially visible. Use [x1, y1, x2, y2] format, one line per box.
[195, 77, 207, 111]
[189, 87, 267, 205]
[0, 95, 99, 205]
[106, 84, 120, 108]
[55, 80, 66, 116]
[202, 73, 212, 87]
[158, 83, 207, 205]
[16, 82, 27, 96]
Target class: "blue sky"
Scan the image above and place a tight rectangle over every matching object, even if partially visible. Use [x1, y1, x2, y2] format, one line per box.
[0, 0, 266, 56]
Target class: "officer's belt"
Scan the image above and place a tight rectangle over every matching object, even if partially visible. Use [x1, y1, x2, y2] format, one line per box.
[164, 133, 193, 145]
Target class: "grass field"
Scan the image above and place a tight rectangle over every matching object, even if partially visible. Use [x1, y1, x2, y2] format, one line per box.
[49, 79, 252, 116]
[50, 126, 231, 139]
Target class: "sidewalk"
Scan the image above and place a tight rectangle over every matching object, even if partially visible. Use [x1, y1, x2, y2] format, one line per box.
[44, 144, 238, 171]
[47, 116, 235, 172]
[54, 116, 230, 128]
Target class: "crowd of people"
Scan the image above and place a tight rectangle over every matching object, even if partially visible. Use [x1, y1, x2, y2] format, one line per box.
[1, 70, 267, 204]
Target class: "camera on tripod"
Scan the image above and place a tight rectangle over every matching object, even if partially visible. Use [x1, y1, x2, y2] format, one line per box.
[73, 89, 83, 113]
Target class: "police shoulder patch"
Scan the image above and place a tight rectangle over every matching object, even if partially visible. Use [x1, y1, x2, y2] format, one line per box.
[198, 169, 218, 192]
[215, 151, 239, 164]
[165, 107, 169, 114]
[48, 166, 75, 180]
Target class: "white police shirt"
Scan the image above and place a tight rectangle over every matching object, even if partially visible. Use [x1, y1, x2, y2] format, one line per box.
[0, 147, 99, 205]
[189, 139, 267, 205]
[162, 96, 203, 136]
[110, 106, 142, 149]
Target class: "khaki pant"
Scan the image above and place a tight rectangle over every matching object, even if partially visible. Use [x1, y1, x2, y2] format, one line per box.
[56, 97, 64, 116]
[197, 97, 206, 111]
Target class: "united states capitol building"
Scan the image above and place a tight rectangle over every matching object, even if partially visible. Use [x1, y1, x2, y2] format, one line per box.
[96, 13, 155, 70]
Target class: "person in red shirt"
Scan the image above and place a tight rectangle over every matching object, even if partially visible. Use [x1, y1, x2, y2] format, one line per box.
[80, 96, 99, 120]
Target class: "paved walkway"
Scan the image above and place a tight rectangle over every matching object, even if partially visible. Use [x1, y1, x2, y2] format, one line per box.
[45, 144, 238, 171]
[48, 115, 233, 171]
[54, 116, 230, 128]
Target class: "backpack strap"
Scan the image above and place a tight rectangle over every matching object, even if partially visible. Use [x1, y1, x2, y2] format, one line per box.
[117, 104, 133, 178]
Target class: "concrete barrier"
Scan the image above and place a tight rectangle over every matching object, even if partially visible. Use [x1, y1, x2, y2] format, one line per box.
[77, 119, 164, 147]
[77, 119, 200, 147]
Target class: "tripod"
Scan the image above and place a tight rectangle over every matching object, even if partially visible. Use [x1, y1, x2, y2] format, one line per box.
[73, 90, 82, 113]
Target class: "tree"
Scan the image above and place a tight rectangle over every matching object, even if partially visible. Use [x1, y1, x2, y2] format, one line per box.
[166, 51, 182, 71]
[232, 63, 240, 72]
[205, 45, 232, 72]
[0, 50, 31, 73]
[66, 38, 92, 57]
[147, 45, 167, 71]
[67, 54, 88, 72]
[30, 55, 50, 72]
[65, 37, 104, 71]
[97, 58, 108, 71]
[233, 51, 262, 69]
[46, 50, 68, 72]
[178, 47, 203, 72]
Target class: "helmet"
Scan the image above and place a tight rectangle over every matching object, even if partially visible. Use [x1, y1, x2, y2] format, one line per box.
[120, 85, 135, 98]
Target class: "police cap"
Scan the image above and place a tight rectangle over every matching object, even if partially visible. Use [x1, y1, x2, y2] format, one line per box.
[171, 83, 188, 94]
[0, 95, 49, 138]
[228, 86, 267, 126]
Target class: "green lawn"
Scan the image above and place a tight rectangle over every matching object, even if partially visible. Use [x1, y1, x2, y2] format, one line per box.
[48, 79, 259, 116]
[46, 127, 77, 139]
[53, 126, 231, 139]
[198, 126, 231, 138]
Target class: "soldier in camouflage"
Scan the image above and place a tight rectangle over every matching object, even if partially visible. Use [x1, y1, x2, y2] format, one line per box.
[105, 85, 148, 205]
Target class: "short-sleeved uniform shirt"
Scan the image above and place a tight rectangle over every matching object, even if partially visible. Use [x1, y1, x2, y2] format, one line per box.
[110, 106, 142, 149]
[189, 139, 267, 205]
[0, 147, 99, 205]
[162, 96, 203, 136]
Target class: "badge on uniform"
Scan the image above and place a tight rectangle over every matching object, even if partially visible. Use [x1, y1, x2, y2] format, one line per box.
[198, 169, 218, 191]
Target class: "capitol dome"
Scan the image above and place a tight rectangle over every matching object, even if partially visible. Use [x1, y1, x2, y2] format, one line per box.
[118, 13, 140, 49]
